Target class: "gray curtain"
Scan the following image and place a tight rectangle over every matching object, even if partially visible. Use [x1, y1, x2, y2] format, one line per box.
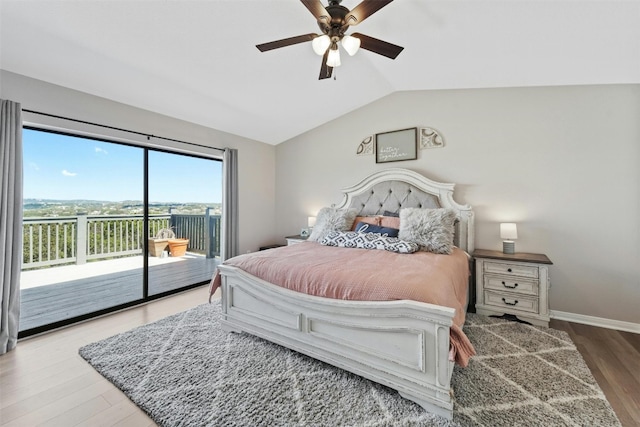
[0, 99, 23, 354]
[221, 148, 238, 260]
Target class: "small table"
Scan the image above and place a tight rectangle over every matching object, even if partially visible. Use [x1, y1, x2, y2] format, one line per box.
[285, 235, 309, 246]
[473, 249, 552, 327]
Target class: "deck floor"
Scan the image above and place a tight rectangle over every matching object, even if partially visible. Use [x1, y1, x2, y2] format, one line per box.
[19, 254, 218, 332]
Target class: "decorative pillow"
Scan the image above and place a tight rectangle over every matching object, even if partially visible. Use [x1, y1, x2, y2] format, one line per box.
[398, 208, 457, 254]
[354, 222, 399, 237]
[351, 215, 380, 231]
[383, 210, 400, 218]
[308, 207, 358, 242]
[379, 215, 401, 230]
[321, 231, 419, 254]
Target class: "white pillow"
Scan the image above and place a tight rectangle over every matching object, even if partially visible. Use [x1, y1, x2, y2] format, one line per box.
[308, 207, 358, 242]
[398, 208, 457, 254]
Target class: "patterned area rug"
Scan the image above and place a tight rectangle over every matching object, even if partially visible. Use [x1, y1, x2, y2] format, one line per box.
[79, 303, 621, 427]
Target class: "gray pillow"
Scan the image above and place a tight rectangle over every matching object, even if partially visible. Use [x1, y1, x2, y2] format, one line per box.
[398, 208, 457, 254]
[308, 207, 358, 242]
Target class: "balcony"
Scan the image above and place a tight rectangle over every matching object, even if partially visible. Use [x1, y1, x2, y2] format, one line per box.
[20, 212, 221, 332]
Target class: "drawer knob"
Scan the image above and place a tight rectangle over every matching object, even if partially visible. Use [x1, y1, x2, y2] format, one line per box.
[507, 268, 513, 273]
[502, 281, 518, 289]
[502, 298, 519, 306]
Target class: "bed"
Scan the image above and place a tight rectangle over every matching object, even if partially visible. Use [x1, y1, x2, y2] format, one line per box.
[211, 168, 475, 420]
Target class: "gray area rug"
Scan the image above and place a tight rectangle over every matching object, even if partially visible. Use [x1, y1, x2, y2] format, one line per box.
[79, 303, 621, 427]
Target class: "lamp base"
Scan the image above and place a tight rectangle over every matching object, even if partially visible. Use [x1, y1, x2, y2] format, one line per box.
[503, 241, 515, 254]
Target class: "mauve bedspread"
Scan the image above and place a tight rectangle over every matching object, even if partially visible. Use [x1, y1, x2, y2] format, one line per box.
[209, 242, 475, 366]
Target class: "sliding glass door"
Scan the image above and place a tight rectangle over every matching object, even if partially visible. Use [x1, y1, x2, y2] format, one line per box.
[147, 151, 222, 296]
[19, 128, 222, 336]
[20, 129, 144, 332]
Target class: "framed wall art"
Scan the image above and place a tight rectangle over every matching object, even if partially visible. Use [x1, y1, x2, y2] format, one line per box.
[375, 127, 418, 163]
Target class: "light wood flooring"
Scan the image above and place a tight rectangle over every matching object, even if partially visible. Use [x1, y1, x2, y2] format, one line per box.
[1, 286, 213, 427]
[1, 289, 638, 427]
[550, 318, 640, 427]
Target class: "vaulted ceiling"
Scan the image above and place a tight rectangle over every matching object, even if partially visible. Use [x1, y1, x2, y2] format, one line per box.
[1, 1, 638, 145]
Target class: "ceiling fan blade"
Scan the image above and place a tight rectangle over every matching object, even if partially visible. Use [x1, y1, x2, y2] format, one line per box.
[351, 32, 403, 59]
[344, 0, 393, 26]
[256, 33, 316, 52]
[319, 50, 333, 80]
[301, 0, 331, 25]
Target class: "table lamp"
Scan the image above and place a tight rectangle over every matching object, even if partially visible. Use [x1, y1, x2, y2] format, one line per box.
[500, 223, 518, 254]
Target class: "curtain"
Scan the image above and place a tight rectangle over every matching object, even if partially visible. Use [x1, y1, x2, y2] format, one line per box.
[0, 99, 23, 354]
[221, 148, 238, 261]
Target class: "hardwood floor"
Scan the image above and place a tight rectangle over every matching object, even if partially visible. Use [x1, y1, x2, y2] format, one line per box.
[550, 319, 640, 427]
[1, 286, 213, 427]
[1, 289, 638, 426]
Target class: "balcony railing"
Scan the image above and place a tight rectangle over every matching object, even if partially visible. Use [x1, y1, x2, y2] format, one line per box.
[22, 210, 221, 270]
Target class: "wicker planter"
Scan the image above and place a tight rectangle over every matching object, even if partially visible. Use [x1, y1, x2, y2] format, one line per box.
[168, 238, 189, 257]
[148, 238, 169, 257]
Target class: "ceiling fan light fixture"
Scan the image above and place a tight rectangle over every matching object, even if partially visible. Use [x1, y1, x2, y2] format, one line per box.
[327, 45, 341, 67]
[256, 0, 404, 80]
[341, 34, 361, 56]
[312, 34, 331, 55]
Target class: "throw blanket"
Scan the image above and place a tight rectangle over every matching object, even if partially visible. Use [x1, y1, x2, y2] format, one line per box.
[210, 242, 475, 366]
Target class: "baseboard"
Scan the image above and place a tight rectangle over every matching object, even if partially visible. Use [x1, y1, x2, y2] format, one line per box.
[550, 310, 640, 334]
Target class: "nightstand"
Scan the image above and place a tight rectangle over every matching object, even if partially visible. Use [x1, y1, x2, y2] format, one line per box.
[473, 249, 553, 327]
[285, 235, 308, 245]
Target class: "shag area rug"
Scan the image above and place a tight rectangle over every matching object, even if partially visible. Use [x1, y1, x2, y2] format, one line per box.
[79, 303, 621, 427]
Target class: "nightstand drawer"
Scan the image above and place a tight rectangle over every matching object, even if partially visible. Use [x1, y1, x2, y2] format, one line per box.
[484, 276, 538, 296]
[484, 291, 539, 314]
[483, 261, 539, 279]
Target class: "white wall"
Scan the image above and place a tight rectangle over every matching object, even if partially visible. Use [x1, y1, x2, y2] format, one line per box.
[1, 70, 277, 254]
[275, 85, 640, 325]
[5, 71, 637, 325]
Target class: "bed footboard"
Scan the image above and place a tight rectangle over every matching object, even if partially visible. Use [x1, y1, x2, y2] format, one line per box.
[218, 265, 457, 420]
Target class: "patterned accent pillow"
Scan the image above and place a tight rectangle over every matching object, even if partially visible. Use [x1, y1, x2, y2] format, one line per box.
[308, 208, 358, 242]
[321, 231, 419, 254]
[398, 208, 457, 254]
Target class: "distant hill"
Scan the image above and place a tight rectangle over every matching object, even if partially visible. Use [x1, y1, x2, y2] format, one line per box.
[22, 199, 221, 217]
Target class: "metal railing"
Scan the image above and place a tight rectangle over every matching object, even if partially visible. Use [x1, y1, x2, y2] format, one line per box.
[170, 209, 221, 258]
[22, 212, 221, 270]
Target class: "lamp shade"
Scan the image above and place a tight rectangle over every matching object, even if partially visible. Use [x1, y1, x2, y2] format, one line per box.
[341, 35, 361, 56]
[312, 35, 331, 55]
[500, 223, 518, 240]
[326, 46, 341, 67]
[308, 216, 317, 227]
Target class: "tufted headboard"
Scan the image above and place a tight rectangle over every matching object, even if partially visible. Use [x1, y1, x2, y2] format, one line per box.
[334, 168, 475, 253]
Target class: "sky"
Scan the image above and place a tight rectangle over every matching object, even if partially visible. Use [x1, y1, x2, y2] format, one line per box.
[22, 129, 222, 203]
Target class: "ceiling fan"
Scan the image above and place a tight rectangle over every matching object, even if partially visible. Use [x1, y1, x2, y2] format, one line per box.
[256, 0, 404, 80]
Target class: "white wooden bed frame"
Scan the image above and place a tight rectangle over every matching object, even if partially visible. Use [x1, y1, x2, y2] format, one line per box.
[218, 168, 474, 420]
